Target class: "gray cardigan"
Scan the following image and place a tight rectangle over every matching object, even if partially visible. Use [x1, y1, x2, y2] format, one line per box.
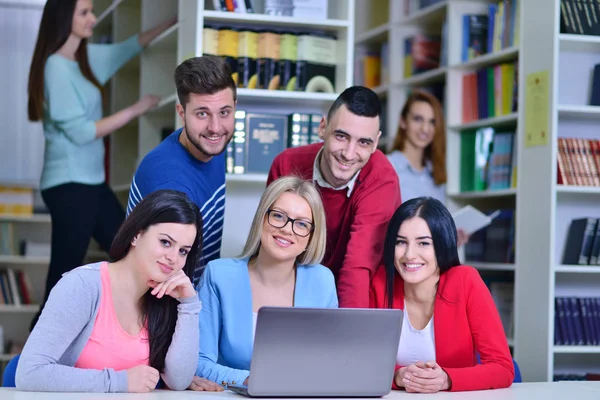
[16, 262, 201, 392]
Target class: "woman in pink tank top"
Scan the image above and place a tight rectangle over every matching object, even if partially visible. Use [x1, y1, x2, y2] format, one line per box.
[17, 190, 222, 393]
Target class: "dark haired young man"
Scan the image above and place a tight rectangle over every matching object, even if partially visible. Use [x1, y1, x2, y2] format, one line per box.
[267, 86, 401, 308]
[128, 55, 236, 286]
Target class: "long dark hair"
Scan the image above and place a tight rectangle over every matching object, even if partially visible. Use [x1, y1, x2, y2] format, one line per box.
[109, 190, 203, 371]
[27, 0, 102, 121]
[383, 197, 460, 308]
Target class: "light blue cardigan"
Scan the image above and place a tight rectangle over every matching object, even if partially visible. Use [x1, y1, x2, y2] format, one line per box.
[196, 257, 338, 386]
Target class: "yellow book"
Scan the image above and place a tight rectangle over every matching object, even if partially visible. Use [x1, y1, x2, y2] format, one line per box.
[501, 63, 515, 115]
[363, 55, 381, 88]
[404, 54, 413, 79]
[0, 186, 33, 216]
[493, 1, 504, 52]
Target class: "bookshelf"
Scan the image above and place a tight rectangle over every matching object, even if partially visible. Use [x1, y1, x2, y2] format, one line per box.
[96, 0, 355, 257]
[355, 0, 519, 346]
[355, 0, 600, 383]
[517, 0, 600, 382]
[355, 0, 523, 377]
[0, 214, 50, 366]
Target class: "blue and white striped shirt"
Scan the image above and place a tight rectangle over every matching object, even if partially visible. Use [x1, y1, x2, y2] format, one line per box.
[127, 129, 226, 286]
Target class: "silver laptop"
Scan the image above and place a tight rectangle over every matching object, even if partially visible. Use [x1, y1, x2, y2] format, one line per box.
[228, 307, 403, 398]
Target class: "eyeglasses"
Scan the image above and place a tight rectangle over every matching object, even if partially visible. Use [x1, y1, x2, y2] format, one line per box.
[266, 209, 314, 237]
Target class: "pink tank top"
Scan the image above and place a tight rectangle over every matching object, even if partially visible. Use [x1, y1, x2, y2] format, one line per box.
[75, 262, 150, 371]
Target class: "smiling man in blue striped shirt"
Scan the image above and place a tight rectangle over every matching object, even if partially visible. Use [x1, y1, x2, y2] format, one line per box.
[127, 56, 236, 286]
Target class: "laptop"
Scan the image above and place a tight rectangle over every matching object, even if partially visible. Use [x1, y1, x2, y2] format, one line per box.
[227, 307, 403, 398]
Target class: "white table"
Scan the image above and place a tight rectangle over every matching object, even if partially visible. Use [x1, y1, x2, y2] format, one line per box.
[0, 382, 599, 400]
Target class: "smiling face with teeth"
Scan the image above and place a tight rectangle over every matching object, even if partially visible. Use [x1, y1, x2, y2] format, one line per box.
[176, 89, 236, 163]
[259, 192, 313, 264]
[393, 216, 439, 287]
[318, 105, 381, 188]
[400, 101, 436, 152]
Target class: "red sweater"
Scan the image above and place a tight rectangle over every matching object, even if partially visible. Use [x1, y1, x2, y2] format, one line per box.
[370, 265, 514, 392]
[267, 143, 401, 308]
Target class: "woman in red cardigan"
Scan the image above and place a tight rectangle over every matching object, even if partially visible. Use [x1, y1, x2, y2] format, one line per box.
[370, 197, 514, 393]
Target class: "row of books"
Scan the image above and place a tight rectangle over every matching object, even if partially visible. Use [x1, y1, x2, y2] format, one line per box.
[403, 33, 443, 78]
[461, 128, 517, 192]
[0, 223, 18, 256]
[557, 138, 600, 187]
[0, 269, 36, 306]
[0, 187, 34, 216]
[354, 42, 389, 90]
[210, 0, 254, 12]
[203, 27, 338, 92]
[403, 3, 451, 76]
[560, 0, 600, 36]
[482, 279, 514, 340]
[461, 0, 520, 62]
[555, 297, 600, 346]
[226, 111, 323, 175]
[209, 0, 329, 19]
[462, 61, 518, 123]
[554, 373, 600, 381]
[563, 217, 600, 266]
[465, 208, 516, 264]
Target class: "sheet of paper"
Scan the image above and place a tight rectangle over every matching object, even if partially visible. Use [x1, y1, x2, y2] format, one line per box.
[525, 70, 550, 148]
[452, 205, 500, 235]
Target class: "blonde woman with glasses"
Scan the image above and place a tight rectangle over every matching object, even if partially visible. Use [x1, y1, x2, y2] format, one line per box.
[189, 176, 337, 392]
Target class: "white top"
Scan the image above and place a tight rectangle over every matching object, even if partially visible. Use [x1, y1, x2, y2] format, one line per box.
[387, 150, 446, 204]
[396, 302, 436, 366]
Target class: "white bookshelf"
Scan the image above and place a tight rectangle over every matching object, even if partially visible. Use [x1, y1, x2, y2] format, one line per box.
[0, 255, 49, 265]
[448, 112, 518, 131]
[0, 214, 51, 224]
[0, 213, 50, 359]
[103, 0, 142, 201]
[448, 188, 517, 199]
[470, 262, 516, 272]
[202, 10, 350, 29]
[355, 0, 522, 374]
[0, 305, 39, 314]
[453, 46, 518, 71]
[98, 0, 356, 258]
[399, 66, 447, 88]
[226, 173, 268, 184]
[355, 23, 390, 46]
[555, 265, 600, 274]
[356, 0, 600, 383]
[516, 0, 600, 382]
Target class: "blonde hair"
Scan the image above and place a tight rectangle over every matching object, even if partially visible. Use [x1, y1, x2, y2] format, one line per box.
[239, 176, 327, 265]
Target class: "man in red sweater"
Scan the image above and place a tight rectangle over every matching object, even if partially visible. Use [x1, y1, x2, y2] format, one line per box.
[267, 86, 401, 308]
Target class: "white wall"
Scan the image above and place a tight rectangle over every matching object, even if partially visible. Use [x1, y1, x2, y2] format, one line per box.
[0, 1, 44, 187]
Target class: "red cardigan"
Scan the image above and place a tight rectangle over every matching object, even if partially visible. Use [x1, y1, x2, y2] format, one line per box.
[370, 264, 514, 392]
[268, 143, 401, 308]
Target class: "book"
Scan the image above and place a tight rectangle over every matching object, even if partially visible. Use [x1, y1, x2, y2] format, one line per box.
[452, 205, 500, 236]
